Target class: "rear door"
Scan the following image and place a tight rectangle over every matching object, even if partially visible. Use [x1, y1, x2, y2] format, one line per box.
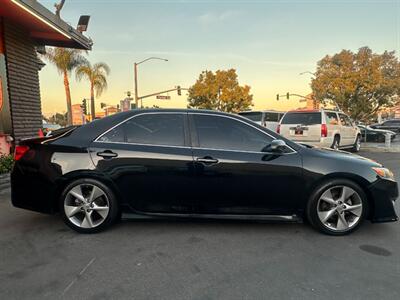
[89, 112, 195, 214]
[325, 111, 340, 140]
[279, 112, 322, 143]
[338, 114, 352, 146]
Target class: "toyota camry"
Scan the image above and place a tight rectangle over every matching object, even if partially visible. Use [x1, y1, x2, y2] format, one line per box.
[11, 109, 398, 235]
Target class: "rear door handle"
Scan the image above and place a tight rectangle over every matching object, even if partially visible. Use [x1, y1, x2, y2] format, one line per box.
[196, 156, 219, 165]
[97, 150, 118, 159]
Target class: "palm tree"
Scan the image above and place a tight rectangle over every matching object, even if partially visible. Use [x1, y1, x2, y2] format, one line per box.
[43, 48, 87, 125]
[76, 62, 110, 120]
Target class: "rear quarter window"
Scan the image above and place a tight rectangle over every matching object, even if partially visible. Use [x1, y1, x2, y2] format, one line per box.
[281, 112, 321, 125]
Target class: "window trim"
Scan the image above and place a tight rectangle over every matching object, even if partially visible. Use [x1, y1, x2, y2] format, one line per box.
[94, 112, 189, 147]
[189, 112, 296, 154]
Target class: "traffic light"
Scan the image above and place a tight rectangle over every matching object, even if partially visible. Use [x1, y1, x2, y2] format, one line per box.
[286, 92, 290, 99]
[276, 94, 279, 101]
[177, 85, 181, 96]
[81, 99, 87, 114]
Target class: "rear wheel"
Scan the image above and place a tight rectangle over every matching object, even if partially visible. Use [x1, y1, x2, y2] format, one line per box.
[351, 135, 361, 152]
[60, 178, 119, 233]
[331, 136, 340, 150]
[306, 179, 368, 235]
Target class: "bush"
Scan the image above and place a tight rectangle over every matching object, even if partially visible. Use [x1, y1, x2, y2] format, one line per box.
[0, 155, 14, 174]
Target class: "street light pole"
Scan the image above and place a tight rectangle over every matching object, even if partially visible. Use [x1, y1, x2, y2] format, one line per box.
[134, 57, 168, 109]
[134, 63, 139, 108]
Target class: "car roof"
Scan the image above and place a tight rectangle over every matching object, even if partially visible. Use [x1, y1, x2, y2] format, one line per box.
[50, 108, 302, 151]
[286, 109, 343, 114]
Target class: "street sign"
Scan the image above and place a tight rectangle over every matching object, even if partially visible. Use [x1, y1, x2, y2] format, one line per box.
[156, 95, 171, 100]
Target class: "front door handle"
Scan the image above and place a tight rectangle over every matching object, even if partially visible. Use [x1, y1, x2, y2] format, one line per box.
[97, 150, 118, 159]
[196, 156, 219, 165]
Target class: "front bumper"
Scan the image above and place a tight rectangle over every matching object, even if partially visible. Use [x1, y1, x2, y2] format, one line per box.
[368, 178, 399, 223]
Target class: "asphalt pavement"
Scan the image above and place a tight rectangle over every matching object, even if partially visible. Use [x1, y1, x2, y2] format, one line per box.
[0, 151, 399, 299]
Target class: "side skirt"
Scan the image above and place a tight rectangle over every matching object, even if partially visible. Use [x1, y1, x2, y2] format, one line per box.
[122, 212, 303, 223]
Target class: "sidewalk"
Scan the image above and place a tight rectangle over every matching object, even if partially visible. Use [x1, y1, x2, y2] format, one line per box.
[361, 137, 400, 153]
[0, 173, 10, 193]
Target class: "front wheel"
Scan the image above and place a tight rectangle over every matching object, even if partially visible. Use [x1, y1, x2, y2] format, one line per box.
[306, 179, 368, 235]
[351, 135, 361, 152]
[60, 178, 119, 233]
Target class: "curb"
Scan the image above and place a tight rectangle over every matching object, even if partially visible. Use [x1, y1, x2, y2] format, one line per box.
[0, 173, 10, 191]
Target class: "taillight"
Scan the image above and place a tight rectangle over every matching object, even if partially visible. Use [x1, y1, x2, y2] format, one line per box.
[14, 145, 30, 161]
[321, 124, 328, 137]
[277, 124, 281, 134]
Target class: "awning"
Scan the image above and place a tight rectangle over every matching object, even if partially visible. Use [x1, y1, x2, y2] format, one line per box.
[0, 0, 92, 50]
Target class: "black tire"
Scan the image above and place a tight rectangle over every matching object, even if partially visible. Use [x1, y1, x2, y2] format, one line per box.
[306, 179, 368, 236]
[60, 178, 119, 233]
[351, 135, 361, 152]
[331, 135, 340, 150]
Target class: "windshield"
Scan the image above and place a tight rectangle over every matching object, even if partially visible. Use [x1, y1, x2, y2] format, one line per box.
[281, 112, 321, 125]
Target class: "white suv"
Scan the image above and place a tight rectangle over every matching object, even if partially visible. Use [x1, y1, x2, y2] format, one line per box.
[277, 109, 361, 152]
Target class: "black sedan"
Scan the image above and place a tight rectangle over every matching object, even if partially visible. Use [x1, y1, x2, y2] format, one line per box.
[358, 125, 396, 142]
[11, 109, 398, 235]
[370, 119, 400, 133]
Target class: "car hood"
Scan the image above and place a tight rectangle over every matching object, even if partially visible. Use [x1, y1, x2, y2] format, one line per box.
[303, 146, 382, 167]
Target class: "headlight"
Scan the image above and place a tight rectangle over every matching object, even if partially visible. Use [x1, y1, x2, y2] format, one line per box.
[372, 167, 395, 181]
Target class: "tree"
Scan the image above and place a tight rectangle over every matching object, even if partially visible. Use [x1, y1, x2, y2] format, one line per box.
[76, 61, 110, 121]
[311, 47, 400, 121]
[43, 48, 86, 125]
[187, 69, 253, 113]
[48, 112, 68, 127]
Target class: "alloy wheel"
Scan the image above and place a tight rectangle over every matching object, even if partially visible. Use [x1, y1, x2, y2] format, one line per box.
[64, 184, 110, 229]
[317, 185, 363, 232]
[356, 137, 361, 151]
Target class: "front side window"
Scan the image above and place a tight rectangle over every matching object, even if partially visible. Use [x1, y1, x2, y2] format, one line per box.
[193, 114, 272, 152]
[97, 113, 185, 146]
[339, 114, 351, 126]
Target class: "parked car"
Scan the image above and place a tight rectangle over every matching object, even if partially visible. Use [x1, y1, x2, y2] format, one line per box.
[358, 125, 396, 143]
[11, 109, 398, 235]
[277, 109, 361, 152]
[238, 110, 285, 132]
[370, 119, 400, 133]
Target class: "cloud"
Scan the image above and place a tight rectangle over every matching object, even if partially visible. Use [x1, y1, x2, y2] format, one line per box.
[198, 10, 242, 25]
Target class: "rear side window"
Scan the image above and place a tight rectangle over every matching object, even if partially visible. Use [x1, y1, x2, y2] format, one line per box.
[281, 112, 321, 125]
[325, 112, 339, 125]
[97, 113, 185, 146]
[238, 112, 263, 122]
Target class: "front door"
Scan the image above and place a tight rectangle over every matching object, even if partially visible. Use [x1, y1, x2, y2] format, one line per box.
[90, 112, 194, 214]
[189, 113, 304, 215]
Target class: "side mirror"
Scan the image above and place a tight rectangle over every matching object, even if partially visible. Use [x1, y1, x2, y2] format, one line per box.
[269, 139, 287, 151]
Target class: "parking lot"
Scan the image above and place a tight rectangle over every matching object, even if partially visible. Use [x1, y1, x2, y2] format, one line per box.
[0, 151, 399, 300]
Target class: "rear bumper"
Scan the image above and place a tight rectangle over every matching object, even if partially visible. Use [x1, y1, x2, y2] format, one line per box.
[368, 178, 398, 223]
[11, 164, 56, 214]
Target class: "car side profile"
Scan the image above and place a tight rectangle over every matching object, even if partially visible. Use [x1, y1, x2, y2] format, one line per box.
[278, 109, 361, 151]
[11, 109, 398, 235]
[238, 110, 285, 132]
[370, 119, 400, 134]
